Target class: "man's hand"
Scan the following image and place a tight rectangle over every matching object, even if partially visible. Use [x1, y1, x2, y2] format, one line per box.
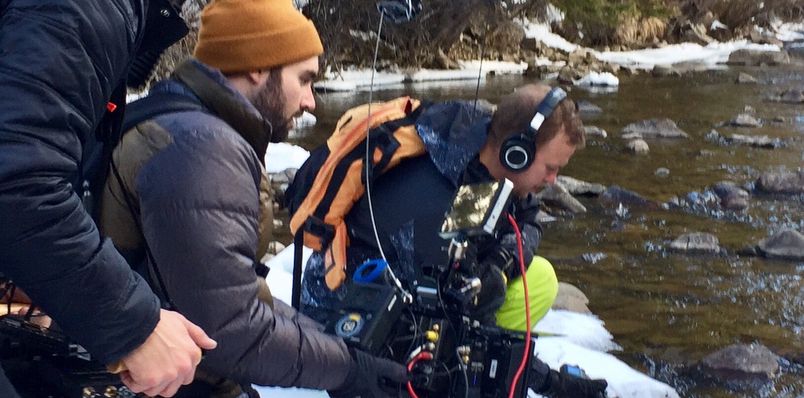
[495, 193, 543, 277]
[328, 348, 407, 398]
[116, 309, 217, 397]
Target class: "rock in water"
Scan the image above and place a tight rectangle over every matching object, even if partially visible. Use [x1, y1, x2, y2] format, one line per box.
[757, 229, 804, 261]
[701, 343, 780, 379]
[669, 232, 720, 253]
[626, 139, 650, 154]
[756, 170, 804, 194]
[557, 175, 606, 196]
[621, 118, 689, 139]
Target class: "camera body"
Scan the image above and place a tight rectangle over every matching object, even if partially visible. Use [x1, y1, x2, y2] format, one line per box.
[323, 179, 532, 397]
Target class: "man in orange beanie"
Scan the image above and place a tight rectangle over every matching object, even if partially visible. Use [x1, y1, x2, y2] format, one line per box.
[99, 1, 407, 397]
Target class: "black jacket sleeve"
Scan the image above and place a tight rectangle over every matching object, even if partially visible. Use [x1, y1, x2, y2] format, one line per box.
[0, 0, 160, 364]
[135, 120, 351, 389]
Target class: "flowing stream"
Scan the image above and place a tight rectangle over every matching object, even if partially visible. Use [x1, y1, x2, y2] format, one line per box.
[285, 64, 803, 397]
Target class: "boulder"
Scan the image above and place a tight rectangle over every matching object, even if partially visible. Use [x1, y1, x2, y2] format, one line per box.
[757, 229, 804, 261]
[551, 282, 591, 314]
[775, 88, 804, 104]
[729, 113, 762, 128]
[583, 125, 608, 138]
[735, 72, 758, 84]
[726, 49, 790, 66]
[683, 22, 714, 45]
[654, 168, 670, 177]
[556, 175, 606, 196]
[558, 65, 584, 84]
[535, 183, 587, 214]
[669, 232, 720, 253]
[711, 181, 750, 210]
[756, 170, 804, 194]
[520, 37, 541, 53]
[727, 134, 781, 149]
[575, 100, 603, 116]
[600, 186, 658, 209]
[651, 64, 679, 77]
[626, 139, 650, 154]
[621, 118, 689, 139]
[700, 343, 780, 379]
[748, 28, 783, 47]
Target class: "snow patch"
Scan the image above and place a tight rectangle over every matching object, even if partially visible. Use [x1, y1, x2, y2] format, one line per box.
[574, 71, 619, 87]
[593, 40, 780, 70]
[520, 20, 578, 53]
[265, 143, 310, 173]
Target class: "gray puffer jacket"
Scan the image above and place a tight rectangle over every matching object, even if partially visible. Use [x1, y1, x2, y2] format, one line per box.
[100, 60, 351, 392]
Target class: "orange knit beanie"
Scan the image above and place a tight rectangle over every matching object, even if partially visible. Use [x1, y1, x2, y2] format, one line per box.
[194, 0, 323, 73]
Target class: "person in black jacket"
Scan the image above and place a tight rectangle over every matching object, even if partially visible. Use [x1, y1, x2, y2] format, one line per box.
[0, 1, 216, 397]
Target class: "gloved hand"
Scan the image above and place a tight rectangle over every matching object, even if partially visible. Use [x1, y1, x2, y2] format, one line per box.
[328, 348, 407, 398]
[490, 193, 543, 279]
[539, 365, 608, 398]
[469, 261, 507, 324]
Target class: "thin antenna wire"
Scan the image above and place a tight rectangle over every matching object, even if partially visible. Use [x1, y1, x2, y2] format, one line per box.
[472, 36, 485, 118]
[366, 10, 387, 262]
[365, 10, 412, 302]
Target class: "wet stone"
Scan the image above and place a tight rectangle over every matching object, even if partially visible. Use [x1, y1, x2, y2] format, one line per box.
[535, 183, 587, 214]
[711, 181, 750, 210]
[626, 139, 650, 154]
[576, 100, 603, 116]
[600, 186, 657, 209]
[583, 125, 608, 138]
[557, 175, 606, 196]
[767, 88, 804, 104]
[727, 134, 781, 149]
[669, 232, 720, 253]
[551, 282, 591, 314]
[757, 229, 804, 261]
[700, 343, 780, 379]
[756, 169, 804, 194]
[726, 49, 790, 66]
[621, 118, 689, 139]
[729, 113, 762, 128]
[735, 72, 758, 84]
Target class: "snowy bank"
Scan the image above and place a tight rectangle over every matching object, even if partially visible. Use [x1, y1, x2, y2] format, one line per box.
[316, 60, 528, 92]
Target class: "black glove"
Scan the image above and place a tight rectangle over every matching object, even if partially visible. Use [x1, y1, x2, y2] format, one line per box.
[469, 261, 507, 324]
[328, 348, 408, 398]
[532, 362, 608, 398]
[490, 193, 543, 279]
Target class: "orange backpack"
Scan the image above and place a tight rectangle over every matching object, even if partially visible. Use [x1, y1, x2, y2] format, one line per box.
[288, 97, 428, 291]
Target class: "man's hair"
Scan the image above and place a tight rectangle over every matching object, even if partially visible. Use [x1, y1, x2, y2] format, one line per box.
[488, 84, 585, 150]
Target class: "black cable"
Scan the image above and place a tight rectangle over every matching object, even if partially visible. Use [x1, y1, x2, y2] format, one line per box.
[110, 156, 178, 311]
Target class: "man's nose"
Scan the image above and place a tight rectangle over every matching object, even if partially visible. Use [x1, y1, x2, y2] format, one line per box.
[544, 172, 558, 185]
[300, 85, 315, 112]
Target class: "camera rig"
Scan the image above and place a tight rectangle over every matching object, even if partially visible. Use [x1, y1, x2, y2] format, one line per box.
[317, 179, 534, 397]
[321, 236, 532, 398]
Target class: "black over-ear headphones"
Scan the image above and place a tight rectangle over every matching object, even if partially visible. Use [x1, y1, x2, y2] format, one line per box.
[499, 87, 568, 172]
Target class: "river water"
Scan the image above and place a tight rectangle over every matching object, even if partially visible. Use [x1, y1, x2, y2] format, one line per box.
[286, 64, 803, 397]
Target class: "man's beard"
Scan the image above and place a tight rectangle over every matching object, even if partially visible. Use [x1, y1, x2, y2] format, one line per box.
[251, 77, 292, 143]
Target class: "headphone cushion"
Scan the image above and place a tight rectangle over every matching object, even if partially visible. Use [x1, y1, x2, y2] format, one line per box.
[500, 134, 534, 171]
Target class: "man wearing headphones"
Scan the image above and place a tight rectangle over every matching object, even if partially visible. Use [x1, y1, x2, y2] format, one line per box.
[295, 84, 608, 397]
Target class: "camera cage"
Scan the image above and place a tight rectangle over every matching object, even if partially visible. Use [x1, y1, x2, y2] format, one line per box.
[323, 179, 533, 397]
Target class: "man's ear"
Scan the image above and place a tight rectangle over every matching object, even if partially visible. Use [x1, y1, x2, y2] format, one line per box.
[246, 70, 266, 85]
